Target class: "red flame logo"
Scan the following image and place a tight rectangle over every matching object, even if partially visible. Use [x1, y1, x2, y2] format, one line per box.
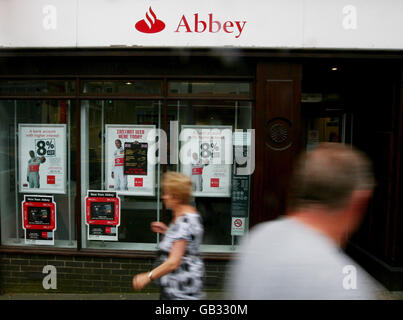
[135, 7, 165, 33]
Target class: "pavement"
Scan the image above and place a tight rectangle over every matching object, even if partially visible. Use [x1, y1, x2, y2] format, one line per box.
[0, 291, 225, 300]
[1, 291, 403, 300]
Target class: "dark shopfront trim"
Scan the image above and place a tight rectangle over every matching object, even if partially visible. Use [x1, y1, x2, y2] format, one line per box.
[346, 243, 403, 291]
[1, 47, 403, 60]
[0, 246, 233, 261]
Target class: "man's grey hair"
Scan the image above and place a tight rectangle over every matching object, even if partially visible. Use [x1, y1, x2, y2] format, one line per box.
[288, 143, 375, 210]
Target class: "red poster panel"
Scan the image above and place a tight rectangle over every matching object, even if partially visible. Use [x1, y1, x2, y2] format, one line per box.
[85, 191, 120, 241]
[22, 195, 56, 245]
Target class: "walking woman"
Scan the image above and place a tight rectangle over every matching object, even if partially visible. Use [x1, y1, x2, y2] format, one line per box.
[132, 172, 205, 300]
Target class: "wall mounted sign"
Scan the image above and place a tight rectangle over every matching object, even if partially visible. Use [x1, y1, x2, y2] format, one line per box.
[230, 175, 250, 218]
[2, 1, 403, 50]
[22, 195, 56, 245]
[231, 217, 246, 236]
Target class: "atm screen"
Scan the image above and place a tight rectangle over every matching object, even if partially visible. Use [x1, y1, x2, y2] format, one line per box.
[90, 202, 115, 220]
[28, 207, 51, 225]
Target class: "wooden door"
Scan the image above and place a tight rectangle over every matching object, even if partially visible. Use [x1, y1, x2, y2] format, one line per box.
[251, 62, 302, 227]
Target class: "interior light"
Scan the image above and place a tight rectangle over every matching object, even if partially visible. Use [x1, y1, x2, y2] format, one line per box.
[331, 67, 338, 71]
[125, 82, 132, 85]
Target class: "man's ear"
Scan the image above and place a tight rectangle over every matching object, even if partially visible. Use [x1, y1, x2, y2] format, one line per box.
[351, 189, 373, 212]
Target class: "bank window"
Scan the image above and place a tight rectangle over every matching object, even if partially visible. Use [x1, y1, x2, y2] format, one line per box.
[167, 99, 253, 252]
[302, 81, 349, 149]
[80, 80, 253, 253]
[81, 80, 162, 96]
[301, 64, 352, 149]
[168, 81, 251, 98]
[80, 99, 162, 250]
[0, 98, 76, 248]
[0, 80, 75, 96]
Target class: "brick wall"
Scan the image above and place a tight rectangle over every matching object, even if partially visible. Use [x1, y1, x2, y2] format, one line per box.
[0, 253, 229, 294]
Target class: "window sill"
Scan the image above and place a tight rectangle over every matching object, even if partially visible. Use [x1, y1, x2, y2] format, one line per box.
[0, 243, 238, 260]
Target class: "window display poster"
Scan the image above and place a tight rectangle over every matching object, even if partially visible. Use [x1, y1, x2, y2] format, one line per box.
[22, 195, 56, 245]
[105, 125, 156, 196]
[181, 125, 232, 198]
[19, 124, 66, 194]
[85, 190, 120, 241]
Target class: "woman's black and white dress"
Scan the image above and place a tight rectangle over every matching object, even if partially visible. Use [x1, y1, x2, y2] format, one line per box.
[157, 213, 205, 300]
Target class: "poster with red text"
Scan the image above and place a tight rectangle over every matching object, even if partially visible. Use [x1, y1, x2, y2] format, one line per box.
[19, 124, 66, 194]
[105, 125, 156, 196]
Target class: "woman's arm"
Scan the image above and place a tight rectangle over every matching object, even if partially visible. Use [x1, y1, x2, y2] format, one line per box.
[150, 221, 168, 234]
[132, 239, 187, 290]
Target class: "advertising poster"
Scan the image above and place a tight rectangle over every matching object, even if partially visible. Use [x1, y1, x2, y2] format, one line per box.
[181, 125, 232, 198]
[105, 125, 156, 196]
[22, 195, 57, 245]
[85, 191, 120, 241]
[19, 124, 67, 194]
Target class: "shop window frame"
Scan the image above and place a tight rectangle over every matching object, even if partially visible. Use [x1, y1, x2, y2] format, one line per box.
[0, 75, 255, 260]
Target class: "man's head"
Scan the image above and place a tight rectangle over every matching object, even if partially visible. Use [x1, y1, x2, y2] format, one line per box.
[29, 150, 35, 158]
[288, 143, 374, 234]
[115, 139, 122, 149]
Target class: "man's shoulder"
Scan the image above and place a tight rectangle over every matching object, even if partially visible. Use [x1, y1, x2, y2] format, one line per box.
[229, 218, 383, 299]
[247, 217, 302, 241]
[241, 217, 339, 259]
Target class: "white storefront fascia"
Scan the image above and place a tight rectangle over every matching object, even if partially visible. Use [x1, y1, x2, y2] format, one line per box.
[1, 0, 403, 50]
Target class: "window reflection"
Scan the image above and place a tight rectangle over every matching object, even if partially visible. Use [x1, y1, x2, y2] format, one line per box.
[0, 100, 76, 248]
[0, 80, 75, 95]
[82, 100, 161, 248]
[82, 80, 162, 95]
[169, 81, 251, 98]
[167, 100, 252, 246]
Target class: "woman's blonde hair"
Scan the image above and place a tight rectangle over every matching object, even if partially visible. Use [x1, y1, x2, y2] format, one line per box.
[162, 172, 193, 204]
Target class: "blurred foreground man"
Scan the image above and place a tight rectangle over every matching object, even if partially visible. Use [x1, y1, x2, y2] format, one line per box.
[227, 143, 384, 299]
